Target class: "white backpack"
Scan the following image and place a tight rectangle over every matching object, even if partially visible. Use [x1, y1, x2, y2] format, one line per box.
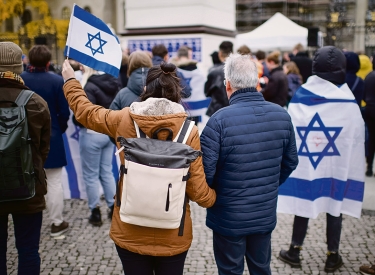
[115, 119, 200, 235]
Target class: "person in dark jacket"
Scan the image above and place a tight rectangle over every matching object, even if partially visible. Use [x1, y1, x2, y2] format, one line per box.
[283, 61, 302, 102]
[79, 66, 120, 226]
[279, 46, 351, 273]
[291, 43, 312, 83]
[21, 45, 70, 237]
[0, 42, 51, 275]
[364, 55, 375, 176]
[344, 51, 364, 108]
[110, 51, 152, 110]
[151, 44, 191, 98]
[205, 41, 233, 116]
[200, 53, 298, 275]
[119, 52, 129, 88]
[262, 51, 289, 107]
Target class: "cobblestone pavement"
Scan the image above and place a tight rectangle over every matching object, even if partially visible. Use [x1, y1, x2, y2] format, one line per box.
[5, 199, 375, 275]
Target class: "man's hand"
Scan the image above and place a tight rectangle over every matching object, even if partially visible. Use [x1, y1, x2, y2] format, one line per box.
[62, 60, 76, 81]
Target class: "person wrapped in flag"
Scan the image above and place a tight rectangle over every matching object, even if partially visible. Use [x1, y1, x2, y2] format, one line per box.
[277, 46, 365, 273]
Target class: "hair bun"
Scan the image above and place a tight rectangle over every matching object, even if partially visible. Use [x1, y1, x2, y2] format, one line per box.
[160, 61, 176, 74]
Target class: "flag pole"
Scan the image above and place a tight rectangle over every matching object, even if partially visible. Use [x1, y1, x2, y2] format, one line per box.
[66, 3, 76, 58]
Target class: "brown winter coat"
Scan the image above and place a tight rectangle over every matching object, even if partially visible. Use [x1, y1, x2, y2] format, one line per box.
[0, 79, 51, 215]
[63, 79, 216, 256]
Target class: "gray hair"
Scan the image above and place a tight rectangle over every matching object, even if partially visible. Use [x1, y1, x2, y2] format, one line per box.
[224, 53, 258, 90]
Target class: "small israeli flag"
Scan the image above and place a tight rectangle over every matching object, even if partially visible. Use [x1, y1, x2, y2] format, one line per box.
[64, 4, 122, 77]
[277, 76, 365, 219]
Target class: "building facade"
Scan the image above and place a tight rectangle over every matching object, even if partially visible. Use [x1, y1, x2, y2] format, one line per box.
[236, 0, 374, 53]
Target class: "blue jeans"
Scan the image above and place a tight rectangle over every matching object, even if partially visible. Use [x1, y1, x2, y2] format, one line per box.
[79, 128, 116, 210]
[213, 231, 272, 275]
[0, 212, 43, 275]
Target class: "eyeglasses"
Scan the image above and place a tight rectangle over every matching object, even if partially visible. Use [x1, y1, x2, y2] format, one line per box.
[223, 79, 226, 86]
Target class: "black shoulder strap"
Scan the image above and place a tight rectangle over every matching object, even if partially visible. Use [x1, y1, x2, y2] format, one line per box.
[178, 195, 188, 236]
[15, 90, 34, 107]
[177, 119, 192, 143]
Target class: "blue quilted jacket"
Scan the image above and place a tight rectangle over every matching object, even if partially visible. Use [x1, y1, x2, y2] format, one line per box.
[201, 88, 298, 237]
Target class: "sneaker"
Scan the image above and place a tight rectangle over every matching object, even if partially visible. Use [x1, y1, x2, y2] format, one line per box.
[108, 205, 114, 220]
[89, 206, 102, 226]
[360, 263, 375, 275]
[278, 245, 302, 267]
[324, 252, 343, 273]
[50, 221, 69, 237]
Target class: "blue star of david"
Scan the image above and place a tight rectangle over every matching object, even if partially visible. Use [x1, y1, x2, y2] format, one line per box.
[85, 32, 107, 56]
[297, 113, 342, 169]
[71, 125, 81, 141]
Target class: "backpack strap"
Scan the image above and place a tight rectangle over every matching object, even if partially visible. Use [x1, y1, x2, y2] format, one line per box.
[15, 90, 34, 107]
[133, 121, 147, 138]
[178, 195, 188, 237]
[174, 119, 195, 144]
[351, 77, 360, 92]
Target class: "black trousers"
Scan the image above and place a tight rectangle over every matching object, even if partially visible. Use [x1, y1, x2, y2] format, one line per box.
[365, 109, 375, 169]
[115, 245, 188, 275]
[291, 214, 342, 252]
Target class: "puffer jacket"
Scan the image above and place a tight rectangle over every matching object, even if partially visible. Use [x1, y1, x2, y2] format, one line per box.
[201, 88, 298, 237]
[0, 78, 51, 215]
[63, 79, 216, 256]
[204, 63, 229, 116]
[85, 74, 121, 108]
[110, 67, 148, 110]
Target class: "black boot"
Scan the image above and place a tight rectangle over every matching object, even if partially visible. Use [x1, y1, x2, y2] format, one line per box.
[366, 167, 373, 177]
[324, 252, 343, 273]
[108, 205, 114, 220]
[278, 245, 301, 267]
[89, 206, 102, 226]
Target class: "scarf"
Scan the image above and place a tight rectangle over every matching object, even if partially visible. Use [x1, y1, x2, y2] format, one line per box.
[0, 71, 24, 85]
[26, 65, 48, 73]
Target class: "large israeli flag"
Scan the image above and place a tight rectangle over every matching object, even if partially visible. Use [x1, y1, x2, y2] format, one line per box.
[278, 75, 365, 219]
[64, 4, 122, 77]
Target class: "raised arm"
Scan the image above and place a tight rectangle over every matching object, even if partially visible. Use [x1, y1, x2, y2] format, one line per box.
[62, 60, 124, 138]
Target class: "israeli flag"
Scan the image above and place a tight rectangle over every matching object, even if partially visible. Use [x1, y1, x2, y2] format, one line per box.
[278, 76, 365, 219]
[64, 4, 122, 77]
[178, 68, 211, 123]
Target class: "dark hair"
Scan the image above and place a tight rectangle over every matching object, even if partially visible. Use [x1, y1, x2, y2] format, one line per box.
[152, 44, 168, 58]
[140, 62, 181, 103]
[177, 46, 189, 58]
[29, 45, 51, 67]
[255, 50, 266, 60]
[210, 51, 221, 65]
[219, 41, 233, 57]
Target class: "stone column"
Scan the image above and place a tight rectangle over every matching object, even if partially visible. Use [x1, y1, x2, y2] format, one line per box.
[354, 0, 368, 52]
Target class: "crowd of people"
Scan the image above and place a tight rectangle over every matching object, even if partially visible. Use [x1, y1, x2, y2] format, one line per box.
[0, 39, 374, 275]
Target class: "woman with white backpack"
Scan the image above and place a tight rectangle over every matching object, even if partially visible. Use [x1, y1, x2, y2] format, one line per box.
[62, 60, 216, 275]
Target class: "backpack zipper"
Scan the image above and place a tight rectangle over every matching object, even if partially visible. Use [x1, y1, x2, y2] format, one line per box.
[165, 183, 172, 212]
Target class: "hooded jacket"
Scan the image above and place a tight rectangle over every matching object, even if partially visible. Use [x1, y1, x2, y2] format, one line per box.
[84, 74, 121, 108]
[312, 46, 346, 85]
[357, 55, 373, 80]
[344, 51, 364, 107]
[110, 67, 148, 110]
[63, 79, 216, 256]
[0, 78, 51, 215]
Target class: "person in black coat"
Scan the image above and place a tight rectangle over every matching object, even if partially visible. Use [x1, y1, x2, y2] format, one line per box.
[292, 44, 312, 83]
[364, 55, 375, 176]
[344, 52, 364, 107]
[261, 51, 289, 107]
[205, 41, 233, 116]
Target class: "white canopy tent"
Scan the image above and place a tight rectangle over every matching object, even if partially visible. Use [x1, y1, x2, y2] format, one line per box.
[236, 12, 308, 52]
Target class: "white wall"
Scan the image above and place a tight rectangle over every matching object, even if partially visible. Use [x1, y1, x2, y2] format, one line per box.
[125, 0, 235, 31]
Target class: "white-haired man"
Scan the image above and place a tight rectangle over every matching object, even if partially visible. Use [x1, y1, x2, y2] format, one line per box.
[201, 54, 299, 275]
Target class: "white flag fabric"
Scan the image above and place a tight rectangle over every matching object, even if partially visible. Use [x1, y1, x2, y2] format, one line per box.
[277, 75, 365, 219]
[64, 4, 122, 77]
[178, 68, 210, 121]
